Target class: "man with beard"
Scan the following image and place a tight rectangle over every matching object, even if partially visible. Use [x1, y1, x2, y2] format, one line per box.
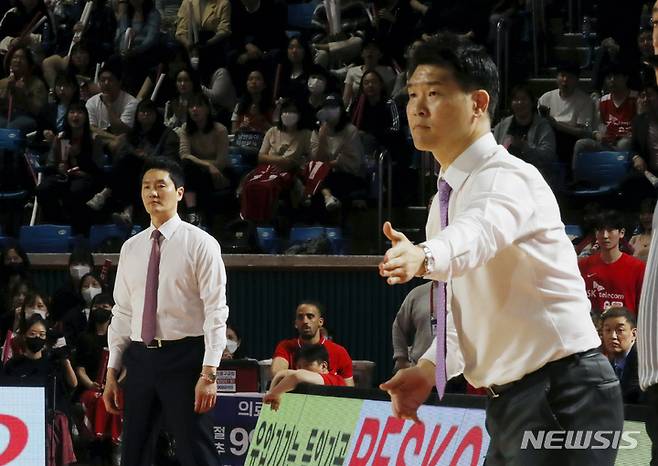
[271, 301, 354, 386]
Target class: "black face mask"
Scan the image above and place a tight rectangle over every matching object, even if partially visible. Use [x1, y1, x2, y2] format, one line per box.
[25, 336, 46, 353]
[5, 263, 25, 275]
[92, 309, 112, 324]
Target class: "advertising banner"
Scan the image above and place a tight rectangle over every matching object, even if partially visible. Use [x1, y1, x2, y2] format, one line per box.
[0, 386, 45, 466]
[212, 393, 264, 466]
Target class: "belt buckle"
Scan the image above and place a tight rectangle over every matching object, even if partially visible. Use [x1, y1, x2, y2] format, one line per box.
[486, 386, 500, 399]
[145, 339, 163, 349]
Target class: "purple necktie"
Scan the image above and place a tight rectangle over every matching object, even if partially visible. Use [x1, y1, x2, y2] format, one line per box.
[141, 229, 162, 344]
[434, 178, 452, 398]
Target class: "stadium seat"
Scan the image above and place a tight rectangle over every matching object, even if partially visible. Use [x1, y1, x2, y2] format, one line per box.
[0, 236, 12, 248]
[564, 224, 583, 241]
[19, 225, 72, 253]
[256, 227, 279, 254]
[324, 227, 346, 254]
[228, 148, 252, 178]
[287, 0, 319, 31]
[89, 224, 132, 251]
[570, 151, 631, 198]
[289, 226, 325, 243]
[0, 129, 23, 151]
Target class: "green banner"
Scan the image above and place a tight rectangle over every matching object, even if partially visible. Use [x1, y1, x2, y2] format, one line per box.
[245, 394, 363, 466]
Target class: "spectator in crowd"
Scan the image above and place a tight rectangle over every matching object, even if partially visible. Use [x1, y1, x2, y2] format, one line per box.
[272, 301, 354, 386]
[37, 101, 104, 233]
[231, 68, 273, 135]
[0, 279, 31, 361]
[274, 35, 316, 103]
[222, 322, 246, 360]
[264, 343, 347, 411]
[305, 66, 337, 117]
[179, 92, 230, 225]
[88, 98, 181, 225]
[3, 314, 78, 465]
[175, 0, 231, 75]
[392, 282, 433, 372]
[573, 64, 637, 168]
[630, 79, 658, 202]
[0, 240, 31, 299]
[601, 306, 642, 403]
[21, 289, 49, 323]
[579, 210, 646, 314]
[493, 84, 557, 180]
[85, 57, 138, 152]
[51, 247, 94, 323]
[41, 72, 80, 136]
[0, 46, 48, 133]
[61, 272, 104, 348]
[114, 0, 162, 94]
[0, 0, 57, 59]
[240, 98, 310, 223]
[42, 41, 102, 101]
[193, 46, 237, 127]
[538, 62, 596, 167]
[372, 0, 422, 66]
[342, 39, 396, 108]
[165, 67, 201, 129]
[137, 42, 191, 105]
[306, 94, 364, 214]
[630, 198, 656, 262]
[75, 293, 121, 465]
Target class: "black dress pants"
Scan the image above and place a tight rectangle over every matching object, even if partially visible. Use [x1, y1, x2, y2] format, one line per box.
[645, 384, 658, 466]
[121, 337, 220, 466]
[484, 349, 623, 466]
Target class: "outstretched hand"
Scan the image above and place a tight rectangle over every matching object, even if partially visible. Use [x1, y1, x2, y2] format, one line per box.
[379, 221, 425, 285]
[379, 362, 435, 422]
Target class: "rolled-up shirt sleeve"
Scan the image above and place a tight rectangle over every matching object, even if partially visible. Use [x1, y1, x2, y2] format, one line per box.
[108, 243, 134, 370]
[195, 236, 229, 367]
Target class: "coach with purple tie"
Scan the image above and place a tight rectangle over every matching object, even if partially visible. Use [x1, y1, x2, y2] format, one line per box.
[103, 157, 227, 466]
[379, 33, 623, 465]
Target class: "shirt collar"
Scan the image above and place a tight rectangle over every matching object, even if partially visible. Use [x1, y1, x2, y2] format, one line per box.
[441, 132, 498, 192]
[148, 213, 182, 241]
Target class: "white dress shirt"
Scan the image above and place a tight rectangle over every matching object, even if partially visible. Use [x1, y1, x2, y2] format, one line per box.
[421, 132, 600, 388]
[108, 214, 229, 370]
[637, 202, 658, 390]
[86, 90, 138, 130]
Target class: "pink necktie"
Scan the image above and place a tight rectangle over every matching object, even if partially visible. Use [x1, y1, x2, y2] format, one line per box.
[434, 178, 452, 398]
[141, 229, 162, 344]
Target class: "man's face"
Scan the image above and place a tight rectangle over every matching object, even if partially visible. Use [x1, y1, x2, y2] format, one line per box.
[99, 71, 120, 97]
[294, 304, 324, 340]
[141, 169, 184, 221]
[297, 358, 328, 374]
[608, 73, 628, 93]
[595, 226, 624, 252]
[406, 64, 475, 153]
[557, 71, 577, 93]
[639, 31, 653, 58]
[602, 316, 636, 355]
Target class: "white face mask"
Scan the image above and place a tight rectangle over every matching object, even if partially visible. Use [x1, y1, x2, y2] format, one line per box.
[26, 308, 47, 320]
[280, 112, 300, 128]
[308, 78, 326, 95]
[81, 287, 102, 304]
[70, 265, 91, 280]
[190, 57, 200, 70]
[225, 339, 239, 354]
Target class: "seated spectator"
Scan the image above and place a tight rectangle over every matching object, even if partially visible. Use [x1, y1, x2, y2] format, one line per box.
[3, 315, 78, 464]
[222, 323, 246, 360]
[137, 42, 191, 105]
[51, 247, 94, 323]
[240, 98, 310, 223]
[0, 240, 31, 301]
[175, 0, 231, 75]
[0, 279, 31, 362]
[41, 72, 80, 137]
[305, 66, 338, 118]
[493, 84, 557, 180]
[392, 282, 433, 372]
[179, 92, 230, 225]
[272, 301, 354, 386]
[601, 306, 641, 403]
[231, 68, 273, 136]
[61, 272, 104, 348]
[579, 210, 646, 315]
[372, 0, 422, 66]
[114, 0, 162, 94]
[573, 64, 637, 169]
[87, 98, 180, 225]
[0, 46, 47, 133]
[342, 39, 396, 108]
[538, 62, 596, 167]
[85, 57, 138, 153]
[305, 94, 365, 214]
[42, 41, 102, 101]
[630, 198, 656, 262]
[274, 36, 316, 103]
[21, 289, 50, 322]
[75, 293, 121, 464]
[629, 80, 658, 203]
[264, 343, 347, 411]
[191, 46, 237, 127]
[165, 67, 201, 129]
[37, 101, 104, 233]
[0, 0, 56, 60]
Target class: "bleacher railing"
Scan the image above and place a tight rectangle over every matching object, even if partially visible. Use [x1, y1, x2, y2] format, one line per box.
[495, 17, 510, 114]
[377, 149, 392, 253]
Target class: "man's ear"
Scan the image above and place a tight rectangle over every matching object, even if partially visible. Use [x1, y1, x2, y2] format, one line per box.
[472, 89, 490, 118]
[619, 228, 625, 239]
[319, 316, 324, 327]
[176, 186, 185, 201]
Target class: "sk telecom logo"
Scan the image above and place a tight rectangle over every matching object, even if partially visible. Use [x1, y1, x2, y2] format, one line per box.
[0, 414, 29, 465]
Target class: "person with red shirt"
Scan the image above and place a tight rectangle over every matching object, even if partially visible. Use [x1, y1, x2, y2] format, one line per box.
[271, 301, 354, 386]
[264, 344, 346, 411]
[579, 210, 646, 314]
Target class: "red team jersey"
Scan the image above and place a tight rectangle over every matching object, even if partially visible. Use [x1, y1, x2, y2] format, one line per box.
[320, 372, 347, 386]
[578, 253, 645, 314]
[273, 338, 354, 379]
[599, 92, 637, 143]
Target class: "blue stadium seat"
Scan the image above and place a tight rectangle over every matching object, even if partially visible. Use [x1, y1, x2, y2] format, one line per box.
[570, 151, 631, 197]
[324, 227, 346, 254]
[0, 236, 12, 248]
[0, 129, 23, 151]
[564, 224, 583, 240]
[89, 224, 131, 250]
[19, 225, 72, 253]
[289, 226, 325, 244]
[228, 148, 252, 178]
[287, 0, 319, 31]
[256, 227, 279, 254]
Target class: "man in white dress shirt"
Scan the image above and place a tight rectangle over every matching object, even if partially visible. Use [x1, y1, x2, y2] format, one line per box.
[379, 33, 623, 465]
[102, 157, 227, 465]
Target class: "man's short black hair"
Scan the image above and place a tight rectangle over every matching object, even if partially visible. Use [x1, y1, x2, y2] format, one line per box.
[141, 157, 185, 188]
[595, 210, 625, 231]
[556, 61, 581, 77]
[601, 306, 636, 328]
[407, 33, 500, 118]
[295, 343, 330, 368]
[297, 300, 325, 318]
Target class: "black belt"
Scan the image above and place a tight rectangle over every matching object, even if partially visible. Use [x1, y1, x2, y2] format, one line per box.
[485, 348, 601, 399]
[135, 335, 203, 349]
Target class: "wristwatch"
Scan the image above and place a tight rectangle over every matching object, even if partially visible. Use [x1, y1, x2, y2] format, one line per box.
[200, 372, 217, 383]
[420, 244, 435, 275]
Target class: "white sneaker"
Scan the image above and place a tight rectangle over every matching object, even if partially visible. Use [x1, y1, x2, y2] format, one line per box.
[86, 188, 110, 211]
[324, 195, 341, 211]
